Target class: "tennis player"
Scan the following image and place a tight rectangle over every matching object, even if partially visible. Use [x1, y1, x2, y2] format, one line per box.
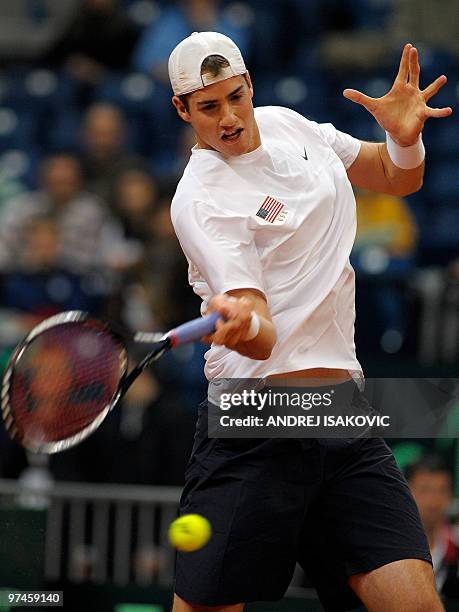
[168, 32, 452, 612]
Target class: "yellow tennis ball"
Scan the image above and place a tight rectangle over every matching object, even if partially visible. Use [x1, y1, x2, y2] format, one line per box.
[168, 514, 211, 552]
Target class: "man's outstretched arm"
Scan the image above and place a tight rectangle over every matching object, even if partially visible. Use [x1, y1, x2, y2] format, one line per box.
[345, 43, 452, 196]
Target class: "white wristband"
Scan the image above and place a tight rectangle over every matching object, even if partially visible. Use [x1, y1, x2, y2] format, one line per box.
[245, 311, 261, 341]
[385, 132, 425, 170]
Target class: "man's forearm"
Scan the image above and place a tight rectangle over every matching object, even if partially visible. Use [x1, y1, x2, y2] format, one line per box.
[229, 315, 277, 360]
[347, 140, 424, 196]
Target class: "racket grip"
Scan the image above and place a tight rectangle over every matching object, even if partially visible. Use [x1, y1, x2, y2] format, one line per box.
[169, 312, 221, 346]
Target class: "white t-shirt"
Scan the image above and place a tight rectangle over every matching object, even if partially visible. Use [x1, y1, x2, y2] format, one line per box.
[171, 105, 362, 380]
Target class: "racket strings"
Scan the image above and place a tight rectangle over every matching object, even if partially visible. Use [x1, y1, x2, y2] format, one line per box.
[7, 323, 126, 445]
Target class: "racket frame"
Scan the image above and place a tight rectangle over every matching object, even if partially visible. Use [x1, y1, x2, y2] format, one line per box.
[1, 311, 170, 454]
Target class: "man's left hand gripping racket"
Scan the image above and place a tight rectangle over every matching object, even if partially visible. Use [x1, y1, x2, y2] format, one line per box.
[1, 310, 221, 454]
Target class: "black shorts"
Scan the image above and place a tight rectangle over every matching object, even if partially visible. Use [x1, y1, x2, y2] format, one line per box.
[175, 399, 431, 611]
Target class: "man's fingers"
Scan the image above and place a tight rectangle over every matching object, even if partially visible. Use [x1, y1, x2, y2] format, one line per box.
[395, 43, 412, 84]
[209, 316, 251, 346]
[423, 75, 448, 101]
[202, 318, 226, 343]
[343, 89, 376, 110]
[408, 46, 420, 88]
[426, 106, 453, 118]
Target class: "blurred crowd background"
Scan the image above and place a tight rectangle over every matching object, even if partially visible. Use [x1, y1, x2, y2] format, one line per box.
[0, 0, 457, 490]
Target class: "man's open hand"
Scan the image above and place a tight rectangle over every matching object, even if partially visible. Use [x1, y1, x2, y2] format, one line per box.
[343, 43, 453, 147]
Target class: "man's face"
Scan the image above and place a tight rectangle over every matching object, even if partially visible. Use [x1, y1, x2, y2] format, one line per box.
[172, 74, 261, 157]
[409, 470, 452, 530]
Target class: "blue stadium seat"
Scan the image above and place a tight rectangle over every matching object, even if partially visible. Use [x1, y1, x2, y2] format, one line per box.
[405, 192, 429, 236]
[340, 113, 385, 142]
[3, 68, 64, 110]
[281, 0, 323, 33]
[254, 70, 331, 120]
[425, 162, 459, 202]
[340, 74, 393, 100]
[94, 72, 156, 113]
[348, 0, 393, 30]
[429, 120, 459, 159]
[0, 149, 40, 189]
[424, 203, 459, 248]
[414, 47, 457, 83]
[45, 107, 82, 152]
[333, 73, 393, 124]
[245, 0, 323, 74]
[0, 69, 35, 110]
[0, 108, 38, 152]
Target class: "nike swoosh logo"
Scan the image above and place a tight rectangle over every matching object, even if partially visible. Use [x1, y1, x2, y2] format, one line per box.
[301, 146, 308, 161]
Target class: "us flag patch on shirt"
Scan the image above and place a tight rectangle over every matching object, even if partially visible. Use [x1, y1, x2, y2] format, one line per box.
[256, 196, 287, 223]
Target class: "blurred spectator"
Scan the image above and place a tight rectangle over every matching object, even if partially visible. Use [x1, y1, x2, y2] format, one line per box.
[0, 174, 25, 215]
[45, 0, 140, 85]
[111, 182, 201, 349]
[109, 168, 161, 333]
[17, 216, 59, 271]
[133, 0, 253, 83]
[352, 187, 418, 354]
[0, 152, 140, 273]
[319, 0, 459, 71]
[0, 216, 109, 316]
[145, 188, 201, 329]
[80, 102, 144, 202]
[112, 168, 158, 245]
[317, 0, 392, 71]
[353, 188, 418, 263]
[150, 123, 196, 180]
[0, 0, 78, 63]
[389, 0, 459, 61]
[172, 124, 197, 179]
[319, 25, 388, 73]
[106, 179, 195, 334]
[69, 543, 99, 581]
[133, 544, 165, 584]
[406, 454, 459, 598]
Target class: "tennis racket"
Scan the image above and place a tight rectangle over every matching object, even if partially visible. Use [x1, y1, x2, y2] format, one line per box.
[1, 310, 220, 454]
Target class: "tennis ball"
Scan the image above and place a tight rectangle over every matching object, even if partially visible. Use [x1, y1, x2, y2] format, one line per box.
[168, 514, 211, 552]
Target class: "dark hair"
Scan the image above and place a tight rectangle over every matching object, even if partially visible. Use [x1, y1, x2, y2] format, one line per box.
[405, 454, 452, 483]
[178, 54, 231, 111]
[201, 54, 230, 77]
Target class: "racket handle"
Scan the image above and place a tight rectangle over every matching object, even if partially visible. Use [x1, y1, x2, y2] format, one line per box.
[169, 312, 221, 346]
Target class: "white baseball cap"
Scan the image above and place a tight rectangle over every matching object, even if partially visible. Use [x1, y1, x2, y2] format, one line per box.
[168, 31, 247, 96]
